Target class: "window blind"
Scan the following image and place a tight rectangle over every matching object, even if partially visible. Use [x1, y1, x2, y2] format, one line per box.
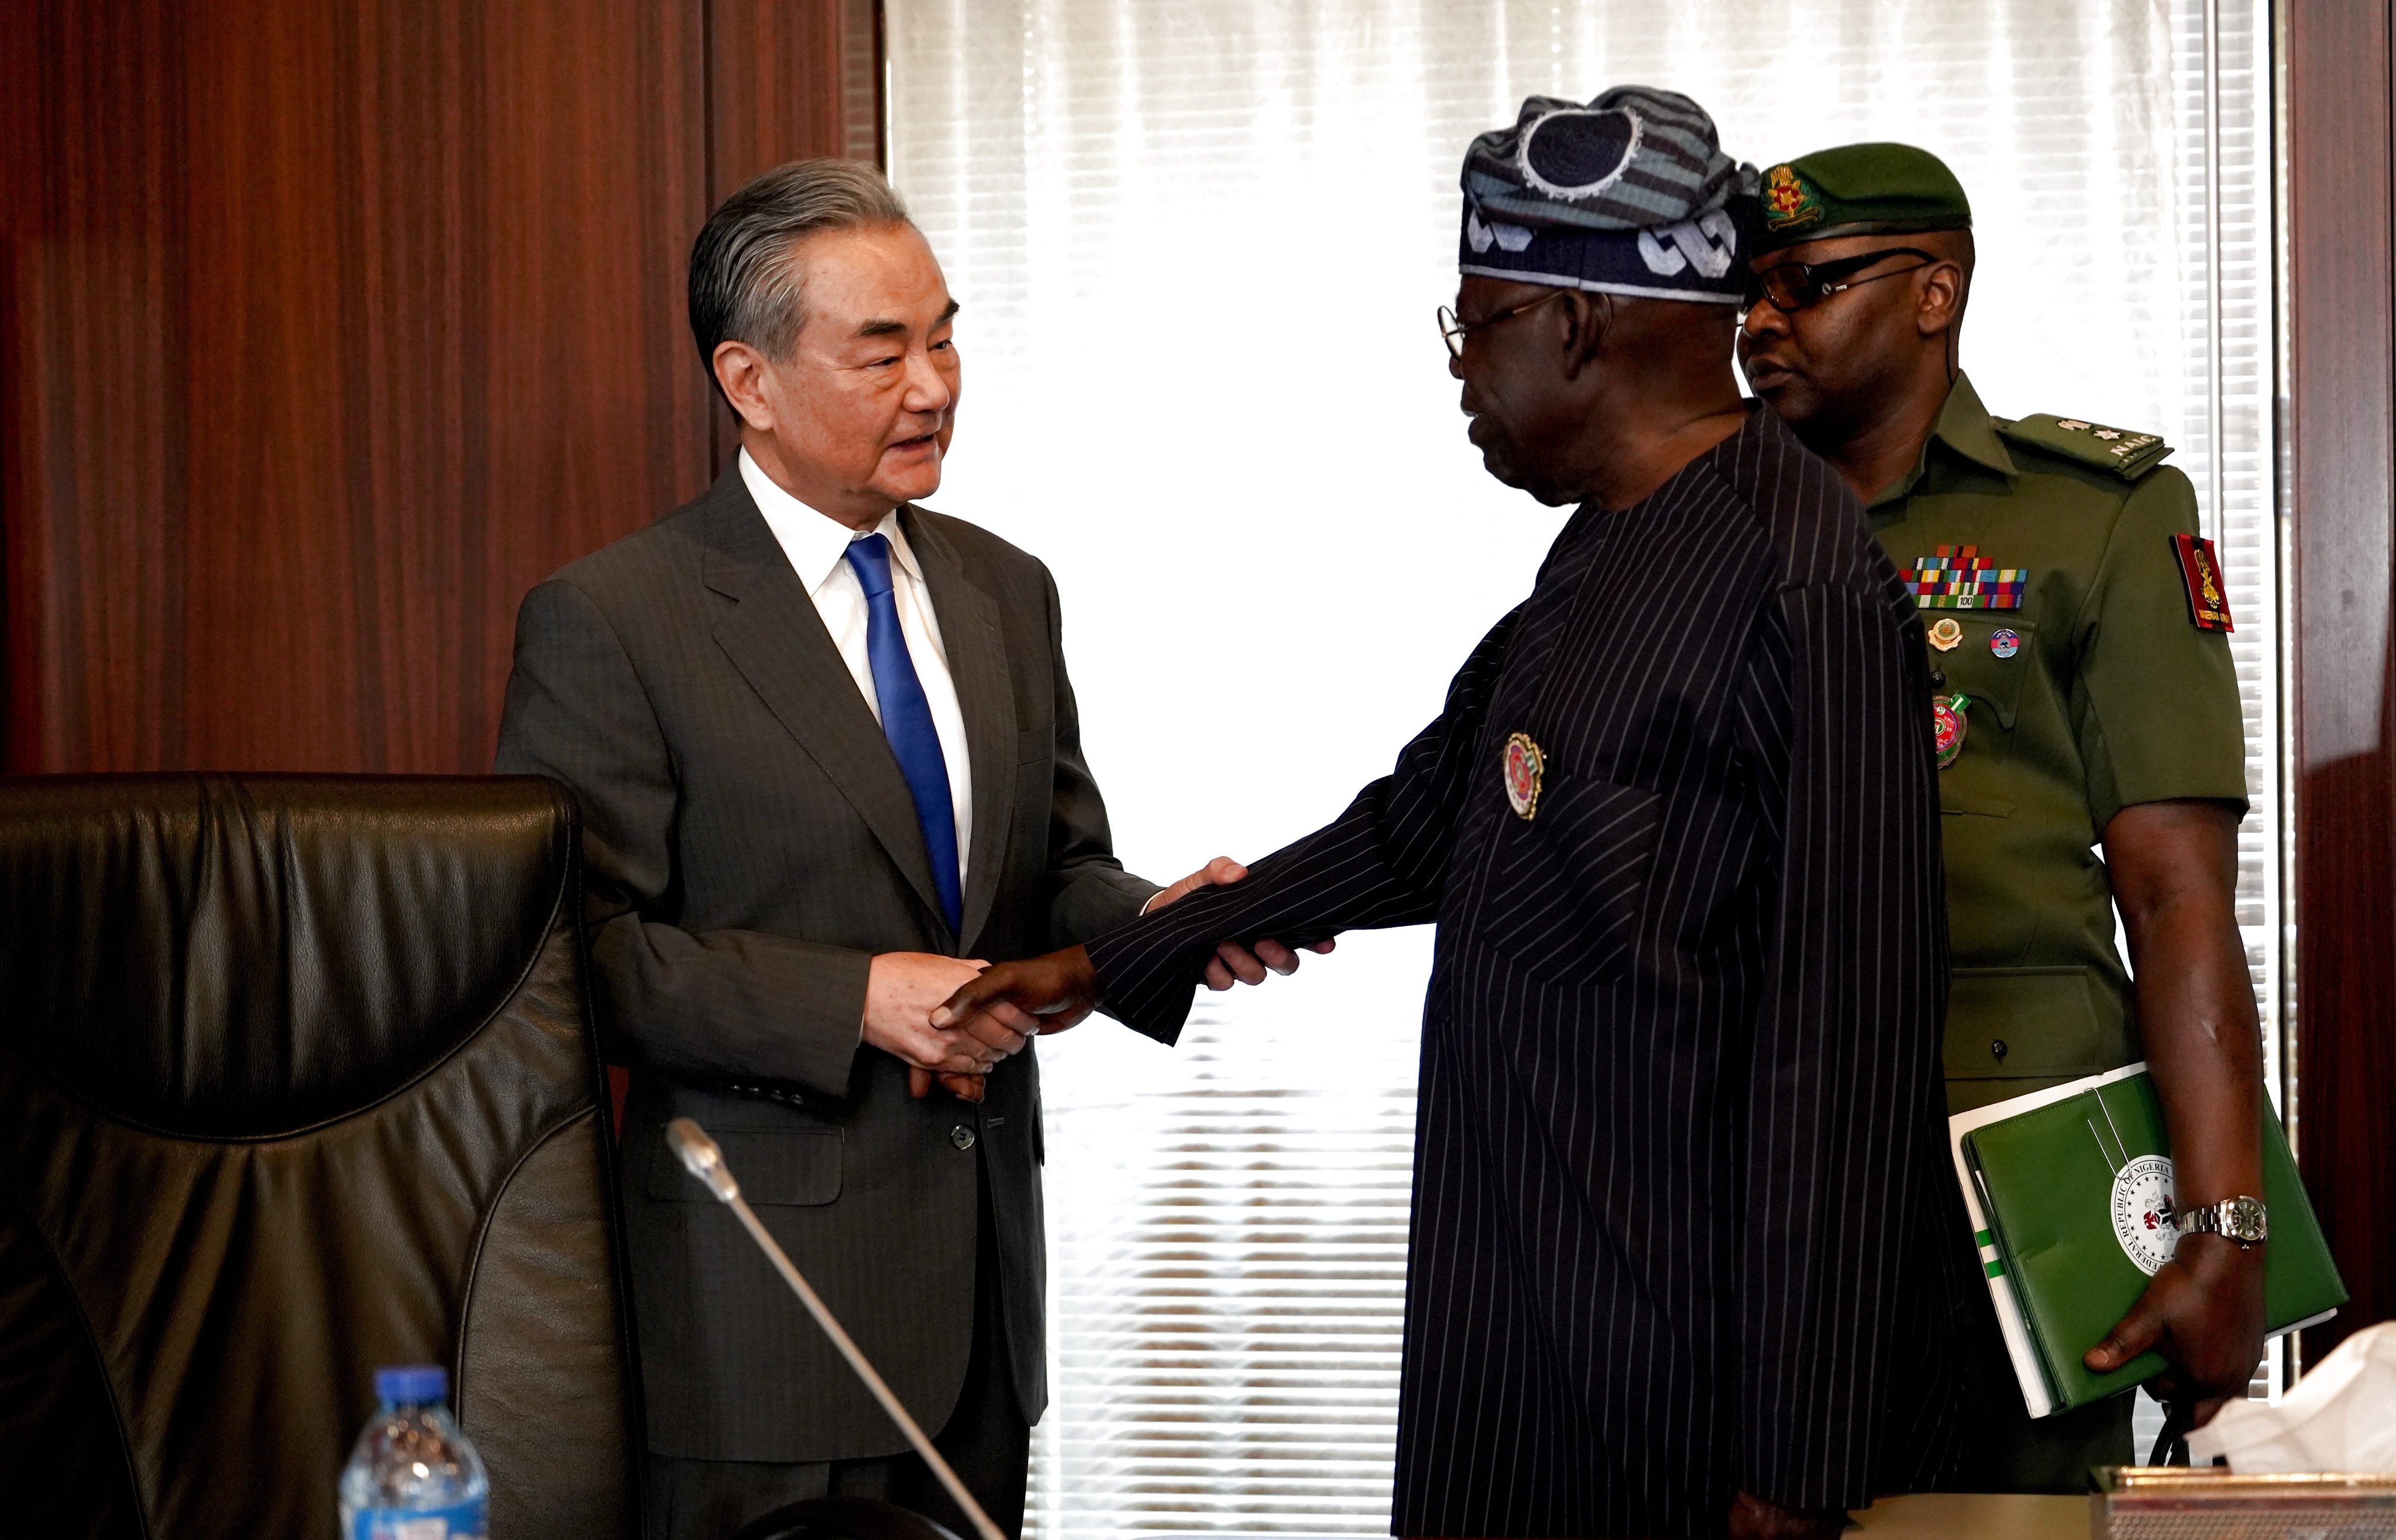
[886, 2, 2285, 1531]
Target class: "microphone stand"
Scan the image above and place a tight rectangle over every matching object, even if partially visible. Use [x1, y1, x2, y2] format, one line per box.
[666, 1117, 1010, 1540]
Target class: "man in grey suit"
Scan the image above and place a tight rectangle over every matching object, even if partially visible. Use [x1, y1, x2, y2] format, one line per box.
[496, 159, 1307, 1540]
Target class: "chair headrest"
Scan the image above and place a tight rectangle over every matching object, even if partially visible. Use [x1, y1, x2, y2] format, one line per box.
[0, 773, 577, 1137]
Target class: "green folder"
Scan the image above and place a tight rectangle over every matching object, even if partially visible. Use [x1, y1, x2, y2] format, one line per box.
[1956, 1065, 2345, 1415]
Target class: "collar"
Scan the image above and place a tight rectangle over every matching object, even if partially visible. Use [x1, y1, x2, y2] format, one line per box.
[738, 447, 918, 594]
[1866, 371, 2017, 508]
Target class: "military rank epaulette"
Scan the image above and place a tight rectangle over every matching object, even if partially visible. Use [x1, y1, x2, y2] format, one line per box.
[1991, 414, 2174, 481]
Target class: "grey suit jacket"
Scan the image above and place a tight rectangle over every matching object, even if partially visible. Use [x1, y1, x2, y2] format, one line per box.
[494, 467, 1156, 1463]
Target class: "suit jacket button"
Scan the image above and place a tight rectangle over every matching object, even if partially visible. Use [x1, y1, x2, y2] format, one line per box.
[950, 1124, 977, 1151]
[1991, 1039, 2009, 1060]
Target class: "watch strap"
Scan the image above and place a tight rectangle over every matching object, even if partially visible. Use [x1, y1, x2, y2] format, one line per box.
[2174, 1195, 2268, 1245]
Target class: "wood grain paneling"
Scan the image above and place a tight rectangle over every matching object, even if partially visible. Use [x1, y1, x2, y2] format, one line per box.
[2287, 0, 2396, 1365]
[703, 0, 884, 464]
[0, 0, 882, 776]
[1, 0, 189, 770]
[709, 0, 883, 198]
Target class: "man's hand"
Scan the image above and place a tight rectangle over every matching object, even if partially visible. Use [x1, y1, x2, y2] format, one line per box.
[1728, 1491, 1846, 1539]
[933, 946, 1103, 1037]
[1145, 855, 1336, 991]
[2100, 799, 2269, 1425]
[2084, 1232, 2265, 1422]
[920, 860, 1338, 1095]
[862, 952, 1039, 1104]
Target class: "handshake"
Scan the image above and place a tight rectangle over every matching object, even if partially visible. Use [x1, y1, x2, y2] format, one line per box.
[859, 856, 1333, 1101]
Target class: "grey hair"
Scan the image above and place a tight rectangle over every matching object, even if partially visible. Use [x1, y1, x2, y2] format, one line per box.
[687, 159, 912, 383]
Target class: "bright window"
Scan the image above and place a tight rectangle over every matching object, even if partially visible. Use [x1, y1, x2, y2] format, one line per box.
[888, 3, 2282, 1532]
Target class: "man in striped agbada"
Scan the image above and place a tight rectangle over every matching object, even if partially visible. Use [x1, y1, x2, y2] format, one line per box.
[940, 87, 1971, 1539]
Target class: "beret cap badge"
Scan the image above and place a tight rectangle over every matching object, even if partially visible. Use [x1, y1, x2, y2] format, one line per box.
[1764, 164, 1822, 231]
[1749, 142, 1971, 256]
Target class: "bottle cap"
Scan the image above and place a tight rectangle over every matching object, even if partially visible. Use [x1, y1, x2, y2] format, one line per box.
[374, 1364, 449, 1404]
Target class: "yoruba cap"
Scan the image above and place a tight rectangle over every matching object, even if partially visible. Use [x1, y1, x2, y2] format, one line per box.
[1753, 142, 1971, 255]
[1460, 85, 1758, 305]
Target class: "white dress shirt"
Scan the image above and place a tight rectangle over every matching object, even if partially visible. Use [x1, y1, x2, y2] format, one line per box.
[741, 448, 973, 891]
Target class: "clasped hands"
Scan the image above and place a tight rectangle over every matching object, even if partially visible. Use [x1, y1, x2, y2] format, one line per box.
[860, 856, 1333, 1102]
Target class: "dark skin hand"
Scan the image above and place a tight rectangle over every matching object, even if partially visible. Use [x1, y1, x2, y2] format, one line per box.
[923, 861, 1329, 1098]
[2084, 799, 2266, 1421]
[1728, 1491, 1847, 1540]
[932, 945, 1102, 1037]
[1742, 238, 2267, 1424]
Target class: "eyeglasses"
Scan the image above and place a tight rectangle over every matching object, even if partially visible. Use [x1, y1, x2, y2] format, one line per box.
[1437, 290, 1567, 359]
[1743, 246, 1936, 315]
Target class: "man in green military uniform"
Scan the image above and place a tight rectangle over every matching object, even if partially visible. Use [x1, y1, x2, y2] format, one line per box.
[1737, 143, 2267, 1487]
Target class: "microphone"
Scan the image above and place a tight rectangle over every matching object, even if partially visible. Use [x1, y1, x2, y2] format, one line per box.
[666, 1118, 1009, 1540]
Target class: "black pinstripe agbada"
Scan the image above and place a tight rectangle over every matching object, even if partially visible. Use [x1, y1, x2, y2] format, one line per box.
[1088, 409, 1969, 1536]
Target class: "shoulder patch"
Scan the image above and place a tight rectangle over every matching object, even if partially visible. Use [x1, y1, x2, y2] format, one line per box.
[2171, 532, 2235, 632]
[1996, 413, 2174, 480]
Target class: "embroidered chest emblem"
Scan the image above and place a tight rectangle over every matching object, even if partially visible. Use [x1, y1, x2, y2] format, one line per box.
[1501, 733, 1545, 819]
[1906, 545, 2027, 610]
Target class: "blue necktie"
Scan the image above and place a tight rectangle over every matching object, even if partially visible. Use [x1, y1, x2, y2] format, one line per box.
[844, 534, 964, 934]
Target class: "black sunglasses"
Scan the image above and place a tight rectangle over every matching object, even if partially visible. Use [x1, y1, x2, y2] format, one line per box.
[1744, 246, 1937, 314]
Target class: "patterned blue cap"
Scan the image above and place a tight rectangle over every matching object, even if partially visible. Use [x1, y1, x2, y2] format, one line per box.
[1460, 86, 1758, 304]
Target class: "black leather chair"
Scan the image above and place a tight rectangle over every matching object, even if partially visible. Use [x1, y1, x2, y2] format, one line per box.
[732, 1497, 964, 1540]
[0, 774, 638, 1538]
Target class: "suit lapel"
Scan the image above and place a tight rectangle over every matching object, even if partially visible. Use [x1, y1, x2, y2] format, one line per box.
[905, 507, 1017, 956]
[700, 474, 951, 936]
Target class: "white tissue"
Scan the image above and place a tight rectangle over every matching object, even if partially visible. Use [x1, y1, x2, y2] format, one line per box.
[2187, 1321, 2396, 1473]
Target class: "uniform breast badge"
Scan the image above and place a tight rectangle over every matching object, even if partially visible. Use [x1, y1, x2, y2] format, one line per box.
[1907, 545, 2027, 610]
[1989, 627, 2021, 659]
[1502, 733, 1545, 819]
[1933, 693, 1971, 769]
[1927, 617, 1963, 652]
[2170, 532, 2235, 632]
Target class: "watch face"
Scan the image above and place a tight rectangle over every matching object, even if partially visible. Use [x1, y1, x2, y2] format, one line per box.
[2227, 1196, 2268, 1243]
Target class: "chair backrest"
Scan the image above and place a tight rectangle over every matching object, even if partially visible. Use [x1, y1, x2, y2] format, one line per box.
[0, 774, 637, 1539]
[731, 1497, 967, 1540]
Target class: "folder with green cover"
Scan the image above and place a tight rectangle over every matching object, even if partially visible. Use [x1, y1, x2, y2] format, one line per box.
[1948, 1063, 2345, 1417]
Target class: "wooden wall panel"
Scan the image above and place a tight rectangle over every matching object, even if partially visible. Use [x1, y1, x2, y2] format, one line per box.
[1, 1, 189, 770]
[2288, 0, 2396, 1364]
[1, 0, 881, 776]
[703, 0, 884, 464]
[709, 0, 883, 198]
[2, 0, 713, 773]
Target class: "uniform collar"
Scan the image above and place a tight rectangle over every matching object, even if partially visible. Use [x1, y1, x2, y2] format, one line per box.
[738, 446, 919, 596]
[1866, 372, 2016, 509]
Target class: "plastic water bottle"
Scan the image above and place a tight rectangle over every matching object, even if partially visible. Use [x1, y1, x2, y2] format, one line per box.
[337, 1364, 490, 1540]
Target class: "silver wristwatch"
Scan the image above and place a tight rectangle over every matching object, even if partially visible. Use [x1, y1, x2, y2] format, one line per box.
[2173, 1195, 2268, 1247]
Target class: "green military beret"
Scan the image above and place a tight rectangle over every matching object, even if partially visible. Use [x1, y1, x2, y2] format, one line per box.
[1754, 142, 1971, 255]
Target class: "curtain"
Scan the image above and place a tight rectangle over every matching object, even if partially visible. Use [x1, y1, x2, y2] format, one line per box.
[886, 4, 2280, 1532]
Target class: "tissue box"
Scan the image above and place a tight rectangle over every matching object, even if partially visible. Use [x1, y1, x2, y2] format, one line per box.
[2090, 1467, 2396, 1539]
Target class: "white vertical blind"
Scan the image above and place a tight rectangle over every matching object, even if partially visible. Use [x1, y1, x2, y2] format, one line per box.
[886, 2, 2284, 1531]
